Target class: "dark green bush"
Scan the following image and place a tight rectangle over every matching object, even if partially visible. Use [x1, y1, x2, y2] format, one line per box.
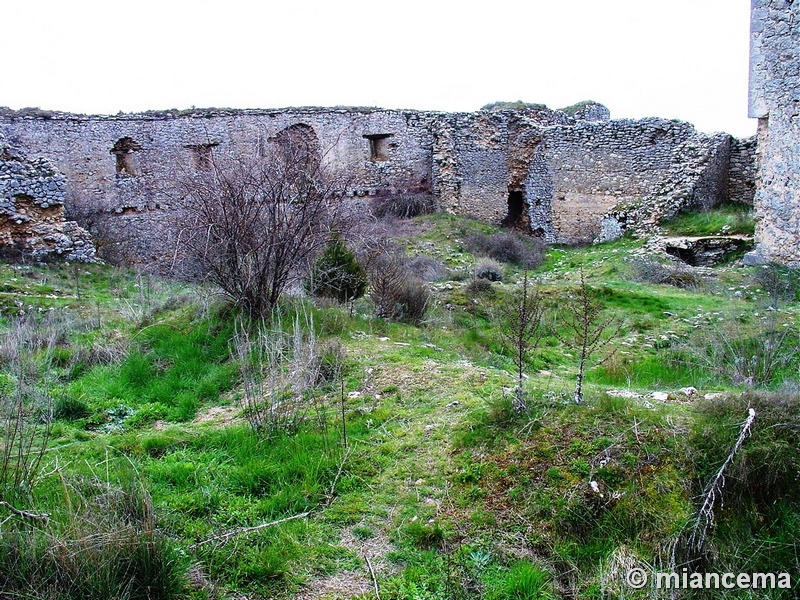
[307, 235, 367, 303]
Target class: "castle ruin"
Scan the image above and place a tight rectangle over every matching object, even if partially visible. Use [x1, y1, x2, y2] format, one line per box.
[0, 103, 755, 268]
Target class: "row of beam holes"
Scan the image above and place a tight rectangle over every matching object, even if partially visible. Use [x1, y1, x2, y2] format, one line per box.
[111, 137, 216, 176]
[112, 128, 393, 177]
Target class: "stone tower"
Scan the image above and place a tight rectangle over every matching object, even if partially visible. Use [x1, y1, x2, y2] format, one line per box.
[748, 0, 800, 266]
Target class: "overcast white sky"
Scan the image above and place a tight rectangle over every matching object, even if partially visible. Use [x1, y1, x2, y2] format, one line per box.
[4, 0, 756, 137]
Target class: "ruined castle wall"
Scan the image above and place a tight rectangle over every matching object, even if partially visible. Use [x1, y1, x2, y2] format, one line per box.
[541, 118, 711, 244]
[1, 102, 754, 267]
[0, 109, 433, 267]
[747, 0, 800, 266]
[431, 112, 510, 224]
[436, 111, 738, 245]
[728, 136, 757, 204]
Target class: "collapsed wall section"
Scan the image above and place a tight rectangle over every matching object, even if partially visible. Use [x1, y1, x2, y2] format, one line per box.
[434, 109, 745, 245]
[746, 0, 800, 266]
[0, 135, 95, 261]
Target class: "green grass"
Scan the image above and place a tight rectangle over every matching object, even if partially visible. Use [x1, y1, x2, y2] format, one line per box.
[0, 213, 798, 598]
[663, 203, 755, 237]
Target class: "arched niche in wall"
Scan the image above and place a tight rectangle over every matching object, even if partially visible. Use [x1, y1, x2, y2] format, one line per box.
[273, 124, 322, 171]
[110, 137, 142, 177]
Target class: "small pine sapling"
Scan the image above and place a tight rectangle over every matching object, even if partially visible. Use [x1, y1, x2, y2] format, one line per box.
[499, 271, 545, 411]
[307, 235, 367, 304]
[555, 269, 621, 404]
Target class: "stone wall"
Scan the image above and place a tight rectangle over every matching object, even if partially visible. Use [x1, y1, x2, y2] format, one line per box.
[728, 136, 758, 205]
[0, 101, 755, 268]
[746, 0, 800, 266]
[0, 135, 95, 261]
[0, 108, 433, 267]
[430, 107, 747, 245]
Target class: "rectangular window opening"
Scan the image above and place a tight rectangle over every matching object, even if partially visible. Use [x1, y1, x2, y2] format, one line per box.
[187, 143, 218, 170]
[364, 134, 393, 161]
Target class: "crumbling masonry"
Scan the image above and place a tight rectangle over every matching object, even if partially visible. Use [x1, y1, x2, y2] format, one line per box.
[0, 135, 95, 261]
[747, 0, 800, 267]
[0, 102, 755, 268]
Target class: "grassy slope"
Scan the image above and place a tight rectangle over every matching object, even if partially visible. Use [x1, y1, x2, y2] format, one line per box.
[0, 210, 797, 599]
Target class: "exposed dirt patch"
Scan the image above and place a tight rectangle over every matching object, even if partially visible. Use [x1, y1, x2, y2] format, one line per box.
[293, 571, 372, 600]
[293, 527, 394, 599]
[192, 404, 243, 427]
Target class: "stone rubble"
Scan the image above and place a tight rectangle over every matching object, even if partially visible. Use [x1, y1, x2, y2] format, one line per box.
[0, 135, 96, 261]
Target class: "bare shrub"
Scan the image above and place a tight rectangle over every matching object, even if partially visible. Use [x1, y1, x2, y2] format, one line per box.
[474, 258, 504, 282]
[317, 339, 347, 387]
[369, 254, 430, 325]
[233, 309, 333, 438]
[677, 314, 798, 387]
[465, 278, 495, 297]
[629, 257, 706, 290]
[174, 131, 346, 318]
[464, 232, 545, 268]
[70, 331, 129, 368]
[406, 255, 447, 282]
[370, 193, 435, 219]
[0, 315, 56, 513]
[555, 269, 622, 404]
[753, 262, 800, 307]
[448, 269, 470, 282]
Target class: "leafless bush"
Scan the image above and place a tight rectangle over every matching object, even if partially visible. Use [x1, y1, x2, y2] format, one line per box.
[555, 269, 622, 404]
[448, 269, 470, 282]
[474, 258, 504, 282]
[317, 339, 347, 387]
[677, 314, 798, 386]
[629, 257, 706, 290]
[369, 253, 430, 325]
[0, 315, 55, 514]
[406, 255, 447, 282]
[499, 272, 545, 410]
[174, 129, 347, 318]
[464, 232, 546, 268]
[752, 262, 800, 307]
[464, 278, 495, 297]
[70, 331, 130, 368]
[233, 309, 329, 437]
[370, 193, 435, 219]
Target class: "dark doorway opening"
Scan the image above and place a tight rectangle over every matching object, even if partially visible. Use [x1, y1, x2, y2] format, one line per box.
[502, 190, 526, 229]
